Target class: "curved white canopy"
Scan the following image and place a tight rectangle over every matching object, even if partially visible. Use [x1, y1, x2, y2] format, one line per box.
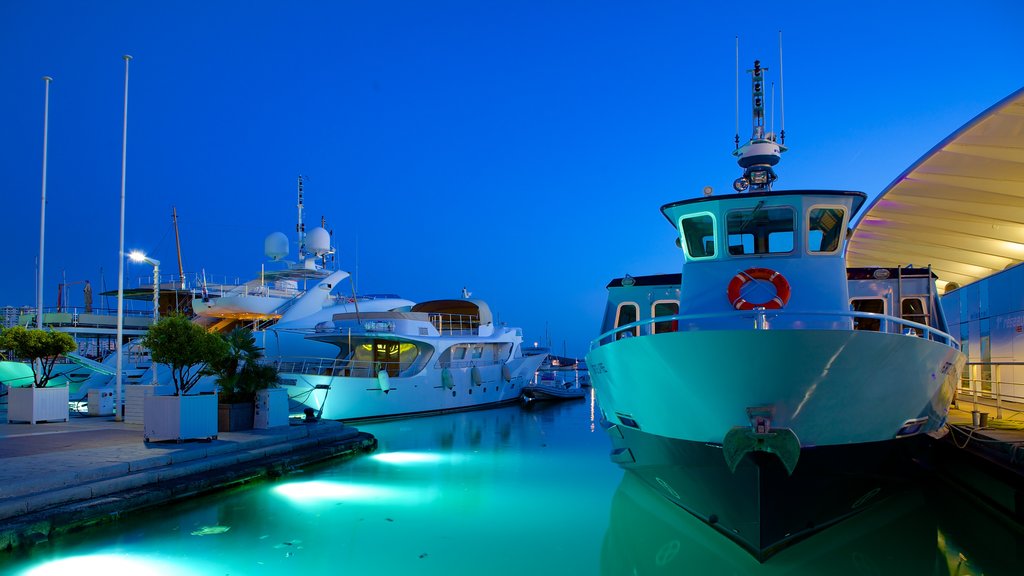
[847, 86, 1024, 292]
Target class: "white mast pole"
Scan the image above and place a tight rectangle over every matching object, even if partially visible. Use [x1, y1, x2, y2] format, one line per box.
[35, 76, 52, 386]
[38, 76, 52, 331]
[116, 54, 132, 420]
[734, 36, 739, 150]
[778, 30, 786, 144]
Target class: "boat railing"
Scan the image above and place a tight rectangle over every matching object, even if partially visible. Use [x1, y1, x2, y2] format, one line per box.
[437, 359, 503, 369]
[428, 313, 481, 336]
[591, 309, 960, 350]
[272, 356, 413, 378]
[18, 306, 155, 328]
[956, 361, 1024, 419]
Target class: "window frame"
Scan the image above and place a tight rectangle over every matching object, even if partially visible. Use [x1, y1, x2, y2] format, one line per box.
[806, 204, 848, 255]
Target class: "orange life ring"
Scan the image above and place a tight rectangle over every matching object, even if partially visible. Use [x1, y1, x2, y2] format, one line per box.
[727, 268, 791, 310]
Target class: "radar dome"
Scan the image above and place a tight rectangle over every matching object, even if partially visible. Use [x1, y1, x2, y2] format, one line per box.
[264, 232, 289, 261]
[306, 227, 332, 256]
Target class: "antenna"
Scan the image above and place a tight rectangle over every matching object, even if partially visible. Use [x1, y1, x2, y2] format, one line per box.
[296, 175, 306, 261]
[779, 30, 786, 144]
[770, 81, 775, 139]
[732, 54, 787, 193]
[734, 36, 740, 150]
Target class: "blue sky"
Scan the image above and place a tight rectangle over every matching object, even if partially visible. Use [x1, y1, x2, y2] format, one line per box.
[2, 1, 1022, 356]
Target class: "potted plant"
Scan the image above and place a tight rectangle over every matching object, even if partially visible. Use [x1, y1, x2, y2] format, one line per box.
[208, 328, 280, 432]
[140, 314, 227, 442]
[0, 326, 76, 424]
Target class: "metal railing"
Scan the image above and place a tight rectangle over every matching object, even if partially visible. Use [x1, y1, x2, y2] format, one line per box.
[429, 313, 480, 336]
[957, 362, 1024, 419]
[273, 356, 414, 378]
[591, 309, 960, 350]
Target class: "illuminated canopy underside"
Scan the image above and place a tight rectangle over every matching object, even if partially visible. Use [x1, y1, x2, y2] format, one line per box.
[848, 86, 1024, 292]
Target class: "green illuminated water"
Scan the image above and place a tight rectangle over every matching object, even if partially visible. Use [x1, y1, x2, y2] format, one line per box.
[2, 394, 1021, 575]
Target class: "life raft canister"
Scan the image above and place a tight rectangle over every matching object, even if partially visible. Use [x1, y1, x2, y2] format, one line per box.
[727, 267, 791, 310]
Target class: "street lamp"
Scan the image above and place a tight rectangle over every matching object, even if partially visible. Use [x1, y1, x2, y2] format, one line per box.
[129, 250, 159, 385]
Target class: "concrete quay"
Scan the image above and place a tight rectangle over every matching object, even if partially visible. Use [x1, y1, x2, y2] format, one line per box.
[0, 413, 376, 552]
[931, 403, 1024, 523]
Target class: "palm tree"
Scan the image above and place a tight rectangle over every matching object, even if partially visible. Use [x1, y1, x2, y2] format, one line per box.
[210, 328, 276, 403]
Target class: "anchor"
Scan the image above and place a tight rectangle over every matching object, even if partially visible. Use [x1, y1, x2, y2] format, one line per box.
[722, 406, 801, 475]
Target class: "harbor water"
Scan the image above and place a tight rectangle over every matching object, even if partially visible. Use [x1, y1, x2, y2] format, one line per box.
[2, 393, 1021, 575]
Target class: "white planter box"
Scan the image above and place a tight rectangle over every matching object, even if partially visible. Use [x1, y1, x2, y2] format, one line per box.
[7, 385, 70, 424]
[254, 388, 289, 429]
[143, 394, 218, 442]
[125, 384, 159, 424]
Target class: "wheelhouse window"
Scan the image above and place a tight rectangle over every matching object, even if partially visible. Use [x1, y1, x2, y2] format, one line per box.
[679, 213, 716, 259]
[615, 302, 639, 339]
[652, 300, 678, 334]
[727, 205, 795, 255]
[851, 298, 884, 331]
[808, 207, 846, 253]
[901, 297, 928, 335]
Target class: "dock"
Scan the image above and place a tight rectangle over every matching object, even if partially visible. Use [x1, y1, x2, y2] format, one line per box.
[0, 412, 376, 552]
[929, 400, 1024, 523]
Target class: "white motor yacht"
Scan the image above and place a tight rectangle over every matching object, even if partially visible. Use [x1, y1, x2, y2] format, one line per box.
[273, 298, 546, 421]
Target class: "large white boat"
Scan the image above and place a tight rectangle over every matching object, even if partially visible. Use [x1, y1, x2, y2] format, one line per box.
[67, 179, 416, 401]
[272, 298, 546, 421]
[586, 59, 965, 559]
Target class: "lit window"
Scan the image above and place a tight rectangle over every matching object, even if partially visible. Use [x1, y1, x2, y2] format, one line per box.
[679, 214, 716, 259]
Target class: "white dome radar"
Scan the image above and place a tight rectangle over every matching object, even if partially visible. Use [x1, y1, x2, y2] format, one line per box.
[306, 227, 332, 256]
[264, 232, 290, 261]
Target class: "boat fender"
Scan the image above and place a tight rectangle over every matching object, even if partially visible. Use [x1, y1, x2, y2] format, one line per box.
[471, 366, 482, 386]
[442, 367, 454, 389]
[727, 267, 791, 310]
[501, 362, 512, 382]
[377, 370, 391, 393]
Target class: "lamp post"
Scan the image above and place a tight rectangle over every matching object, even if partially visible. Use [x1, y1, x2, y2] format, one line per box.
[129, 251, 159, 385]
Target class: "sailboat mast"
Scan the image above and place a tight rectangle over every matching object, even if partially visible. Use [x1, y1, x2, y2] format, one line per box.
[172, 206, 185, 289]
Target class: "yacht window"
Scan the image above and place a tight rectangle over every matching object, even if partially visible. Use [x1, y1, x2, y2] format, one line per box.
[453, 347, 467, 360]
[851, 298, 884, 331]
[901, 297, 928, 335]
[652, 301, 678, 334]
[679, 214, 716, 259]
[727, 205, 795, 255]
[808, 207, 846, 253]
[470, 346, 484, 359]
[615, 302, 639, 339]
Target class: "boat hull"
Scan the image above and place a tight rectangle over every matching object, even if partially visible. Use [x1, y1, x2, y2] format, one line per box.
[522, 384, 587, 401]
[281, 353, 546, 421]
[587, 329, 964, 446]
[605, 421, 924, 560]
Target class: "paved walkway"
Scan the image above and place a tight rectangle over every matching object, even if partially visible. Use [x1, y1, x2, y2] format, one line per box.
[0, 409, 374, 550]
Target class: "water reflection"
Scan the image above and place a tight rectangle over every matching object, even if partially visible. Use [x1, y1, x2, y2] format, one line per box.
[602, 472, 1022, 575]
[3, 397, 1022, 575]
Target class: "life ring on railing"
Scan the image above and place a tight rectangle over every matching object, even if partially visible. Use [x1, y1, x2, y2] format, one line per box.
[727, 268, 791, 310]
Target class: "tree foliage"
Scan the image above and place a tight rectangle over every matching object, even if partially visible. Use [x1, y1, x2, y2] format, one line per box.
[141, 314, 227, 395]
[0, 326, 77, 387]
[207, 327, 278, 403]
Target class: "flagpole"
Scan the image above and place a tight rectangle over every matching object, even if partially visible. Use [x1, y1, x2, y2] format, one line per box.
[115, 54, 132, 421]
[34, 76, 53, 386]
[38, 76, 52, 332]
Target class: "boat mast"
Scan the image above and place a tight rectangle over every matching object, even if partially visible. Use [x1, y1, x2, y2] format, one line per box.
[172, 206, 185, 289]
[731, 54, 787, 193]
[296, 175, 306, 263]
